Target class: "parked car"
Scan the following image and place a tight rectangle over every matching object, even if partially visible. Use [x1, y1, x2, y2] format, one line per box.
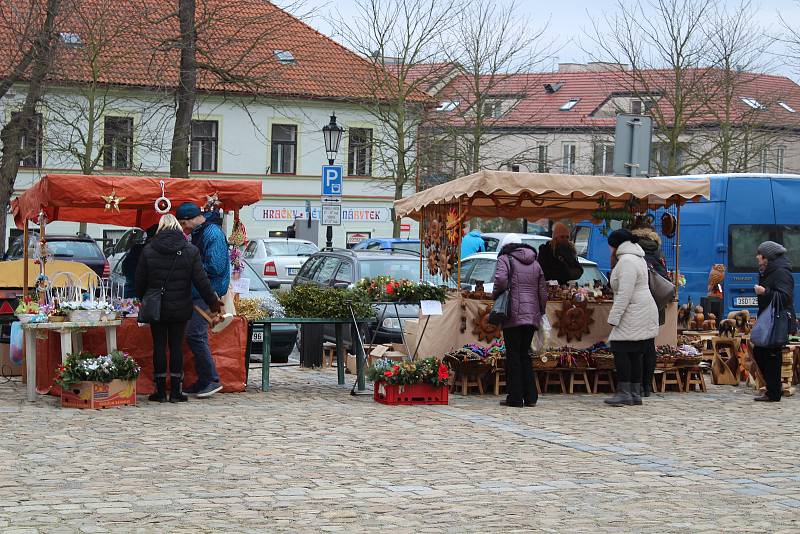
[351, 238, 420, 254]
[293, 249, 427, 345]
[105, 227, 145, 276]
[458, 251, 608, 292]
[243, 238, 318, 289]
[480, 232, 550, 253]
[5, 233, 108, 278]
[110, 254, 298, 363]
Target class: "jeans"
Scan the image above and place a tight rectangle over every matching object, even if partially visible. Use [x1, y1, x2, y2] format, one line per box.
[150, 321, 187, 377]
[503, 325, 536, 405]
[753, 346, 783, 401]
[186, 298, 219, 386]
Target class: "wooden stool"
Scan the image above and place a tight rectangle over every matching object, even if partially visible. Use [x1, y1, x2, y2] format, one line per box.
[684, 367, 707, 392]
[322, 342, 337, 367]
[493, 369, 506, 396]
[592, 369, 615, 393]
[660, 368, 684, 392]
[542, 370, 566, 394]
[567, 369, 592, 394]
[453, 373, 485, 396]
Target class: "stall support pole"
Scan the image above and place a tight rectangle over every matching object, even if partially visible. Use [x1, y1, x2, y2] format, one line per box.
[675, 204, 681, 302]
[457, 199, 462, 286]
[419, 211, 424, 279]
[22, 222, 29, 385]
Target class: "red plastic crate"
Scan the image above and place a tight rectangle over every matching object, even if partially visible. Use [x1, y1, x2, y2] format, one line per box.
[373, 382, 449, 405]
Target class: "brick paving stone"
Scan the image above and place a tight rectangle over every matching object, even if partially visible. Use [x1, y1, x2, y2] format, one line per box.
[1, 366, 798, 532]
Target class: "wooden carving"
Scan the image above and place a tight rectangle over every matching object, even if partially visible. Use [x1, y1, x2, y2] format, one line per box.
[472, 304, 502, 342]
[553, 300, 594, 342]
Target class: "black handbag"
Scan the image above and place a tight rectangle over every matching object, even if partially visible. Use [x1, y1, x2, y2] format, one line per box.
[137, 247, 183, 323]
[488, 256, 515, 325]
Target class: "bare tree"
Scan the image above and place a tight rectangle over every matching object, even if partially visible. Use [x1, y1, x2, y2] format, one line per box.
[335, 0, 457, 236]
[0, 0, 62, 252]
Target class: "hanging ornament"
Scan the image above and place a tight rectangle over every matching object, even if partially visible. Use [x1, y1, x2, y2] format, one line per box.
[154, 180, 171, 214]
[229, 216, 247, 247]
[101, 189, 125, 212]
[204, 192, 221, 212]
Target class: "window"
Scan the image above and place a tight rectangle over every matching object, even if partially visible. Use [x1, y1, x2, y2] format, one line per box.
[270, 124, 296, 174]
[274, 50, 296, 64]
[593, 143, 614, 175]
[537, 145, 548, 173]
[190, 120, 218, 172]
[348, 128, 372, 176]
[760, 147, 769, 173]
[103, 116, 133, 170]
[573, 226, 591, 256]
[650, 143, 685, 176]
[313, 257, 342, 285]
[510, 164, 520, 172]
[776, 147, 785, 173]
[631, 100, 643, 115]
[264, 241, 318, 256]
[436, 100, 459, 112]
[729, 225, 774, 272]
[778, 101, 796, 113]
[560, 98, 580, 111]
[562, 143, 577, 174]
[483, 101, 502, 118]
[244, 241, 259, 259]
[741, 97, 764, 110]
[334, 262, 354, 284]
[12, 112, 42, 168]
[468, 260, 498, 285]
[59, 32, 82, 47]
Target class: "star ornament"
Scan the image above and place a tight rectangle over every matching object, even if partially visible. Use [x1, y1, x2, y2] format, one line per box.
[101, 189, 125, 212]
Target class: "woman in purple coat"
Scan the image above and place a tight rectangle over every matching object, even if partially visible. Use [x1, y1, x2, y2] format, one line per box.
[492, 235, 548, 407]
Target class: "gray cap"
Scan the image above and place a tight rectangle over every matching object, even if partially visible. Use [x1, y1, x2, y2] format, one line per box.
[757, 240, 787, 260]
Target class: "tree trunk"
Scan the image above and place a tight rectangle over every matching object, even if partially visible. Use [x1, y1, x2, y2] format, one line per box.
[0, 0, 61, 254]
[170, 0, 197, 178]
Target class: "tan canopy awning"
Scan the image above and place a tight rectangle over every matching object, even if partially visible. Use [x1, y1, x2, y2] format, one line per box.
[394, 170, 710, 221]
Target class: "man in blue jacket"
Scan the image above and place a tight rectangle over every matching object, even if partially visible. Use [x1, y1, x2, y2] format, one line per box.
[461, 229, 485, 258]
[176, 202, 229, 398]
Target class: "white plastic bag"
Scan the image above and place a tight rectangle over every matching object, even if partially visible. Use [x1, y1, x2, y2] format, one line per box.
[532, 315, 551, 352]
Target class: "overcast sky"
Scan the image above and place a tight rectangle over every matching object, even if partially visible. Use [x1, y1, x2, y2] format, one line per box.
[282, 0, 800, 79]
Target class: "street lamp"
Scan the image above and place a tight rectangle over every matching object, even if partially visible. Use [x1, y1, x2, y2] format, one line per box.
[321, 113, 344, 248]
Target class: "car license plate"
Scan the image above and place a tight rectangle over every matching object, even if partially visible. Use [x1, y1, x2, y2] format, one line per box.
[287, 267, 299, 275]
[734, 296, 758, 307]
[252, 331, 263, 342]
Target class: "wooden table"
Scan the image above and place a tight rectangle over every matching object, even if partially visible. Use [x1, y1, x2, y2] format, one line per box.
[22, 320, 122, 402]
[249, 318, 368, 392]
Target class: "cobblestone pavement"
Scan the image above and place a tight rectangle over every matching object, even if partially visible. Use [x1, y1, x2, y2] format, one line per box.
[1, 364, 798, 533]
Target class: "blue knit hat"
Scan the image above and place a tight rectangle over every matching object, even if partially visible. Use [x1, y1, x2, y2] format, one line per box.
[175, 202, 201, 220]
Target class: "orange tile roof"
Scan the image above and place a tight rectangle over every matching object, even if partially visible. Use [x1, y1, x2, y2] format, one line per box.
[0, 0, 429, 102]
[433, 68, 800, 129]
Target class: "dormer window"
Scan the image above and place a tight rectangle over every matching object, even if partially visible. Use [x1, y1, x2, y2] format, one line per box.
[483, 101, 503, 118]
[741, 97, 765, 110]
[778, 101, 796, 113]
[59, 32, 83, 47]
[274, 50, 296, 65]
[560, 98, 580, 111]
[436, 100, 459, 112]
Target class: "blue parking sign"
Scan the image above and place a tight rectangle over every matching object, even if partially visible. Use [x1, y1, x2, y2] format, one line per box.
[321, 165, 343, 196]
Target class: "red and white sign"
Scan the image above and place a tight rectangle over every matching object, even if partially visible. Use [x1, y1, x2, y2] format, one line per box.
[400, 223, 411, 232]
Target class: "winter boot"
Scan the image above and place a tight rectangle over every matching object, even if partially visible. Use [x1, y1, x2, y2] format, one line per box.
[630, 383, 643, 405]
[642, 382, 652, 397]
[149, 376, 167, 403]
[604, 382, 633, 407]
[169, 374, 188, 403]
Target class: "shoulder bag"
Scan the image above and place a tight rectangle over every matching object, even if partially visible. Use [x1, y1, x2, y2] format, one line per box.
[751, 291, 791, 348]
[138, 247, 184, 324]
[488, 256, 515, 325]
[648, 266, 675, 309]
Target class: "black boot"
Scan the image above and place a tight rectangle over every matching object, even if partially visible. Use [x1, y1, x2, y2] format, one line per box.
[149, 376, 167, 402]
[169, 374, 188, 403]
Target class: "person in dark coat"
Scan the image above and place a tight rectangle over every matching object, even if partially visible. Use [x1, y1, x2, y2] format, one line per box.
[752, 240, 794, 402]
[135, 214, 221, 403]
[121, 225, 157, 298]
[492, 236, 548, 408]
[538, 222, 583, 285]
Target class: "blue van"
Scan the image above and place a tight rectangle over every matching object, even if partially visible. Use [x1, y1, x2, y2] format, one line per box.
[574, 174, 800, 316]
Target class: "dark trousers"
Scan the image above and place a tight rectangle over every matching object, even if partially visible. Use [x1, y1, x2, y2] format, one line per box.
[643, 339, 657, 390]
[753, 346, 783, 401]
[611, 344, 644, 384]
[150, 321, 188, 377]
[503, 325, 536, 405]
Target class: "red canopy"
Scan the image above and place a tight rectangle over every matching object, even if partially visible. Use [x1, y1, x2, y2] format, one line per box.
[12, 174, 263, 228]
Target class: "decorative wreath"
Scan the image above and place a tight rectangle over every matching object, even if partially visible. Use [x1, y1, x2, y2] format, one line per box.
[472, 304, 503, 342]
[155, 180, 171, 214]
[438, 249, 454, 280]
[445, 208, 464, 245]
[661, 212, 677, 239]
[427, 218, 443, 247]
[427, 248, 440, 276]
[552, 300, 594, 342]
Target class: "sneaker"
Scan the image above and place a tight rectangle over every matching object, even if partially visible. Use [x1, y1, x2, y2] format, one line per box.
[183, 382, 201, 395]
[195, 382, 223, 398]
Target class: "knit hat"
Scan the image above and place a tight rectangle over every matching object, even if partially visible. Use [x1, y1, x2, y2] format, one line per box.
[175, 202, 201, 220]
[607, 228, 639, 249]
[499, 233, 522, 249]
[757, 240, 787, 260]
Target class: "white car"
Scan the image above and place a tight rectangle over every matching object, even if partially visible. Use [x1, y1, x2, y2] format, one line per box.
[458, 251, 608, 292]
[480, 232, 550, 253]
[243, 238, 318, 289]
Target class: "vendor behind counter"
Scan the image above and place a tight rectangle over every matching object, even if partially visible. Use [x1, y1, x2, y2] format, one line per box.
[538, 223, 583, 285]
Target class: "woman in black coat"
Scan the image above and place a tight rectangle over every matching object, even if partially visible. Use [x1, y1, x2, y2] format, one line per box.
[135, 214, 221, 403]
[753, 240, 794, 402]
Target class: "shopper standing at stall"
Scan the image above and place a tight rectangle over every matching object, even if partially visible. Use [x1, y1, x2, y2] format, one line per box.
[492, 236, 547, 408]
[604, 229, 659, 407]
[135, 215, 221, 402]
[752, 241, 794, 402]
[176, 202, 231, 398]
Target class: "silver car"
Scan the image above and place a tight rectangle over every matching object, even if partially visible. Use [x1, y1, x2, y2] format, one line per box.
[243, 238, 318, 289]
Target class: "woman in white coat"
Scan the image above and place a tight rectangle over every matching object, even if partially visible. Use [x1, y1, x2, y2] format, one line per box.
[604, 229, 660, 407]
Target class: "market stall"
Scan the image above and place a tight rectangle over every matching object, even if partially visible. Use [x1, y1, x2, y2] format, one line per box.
[11, 174, 262, 400]
[394, 170, 710, 394]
